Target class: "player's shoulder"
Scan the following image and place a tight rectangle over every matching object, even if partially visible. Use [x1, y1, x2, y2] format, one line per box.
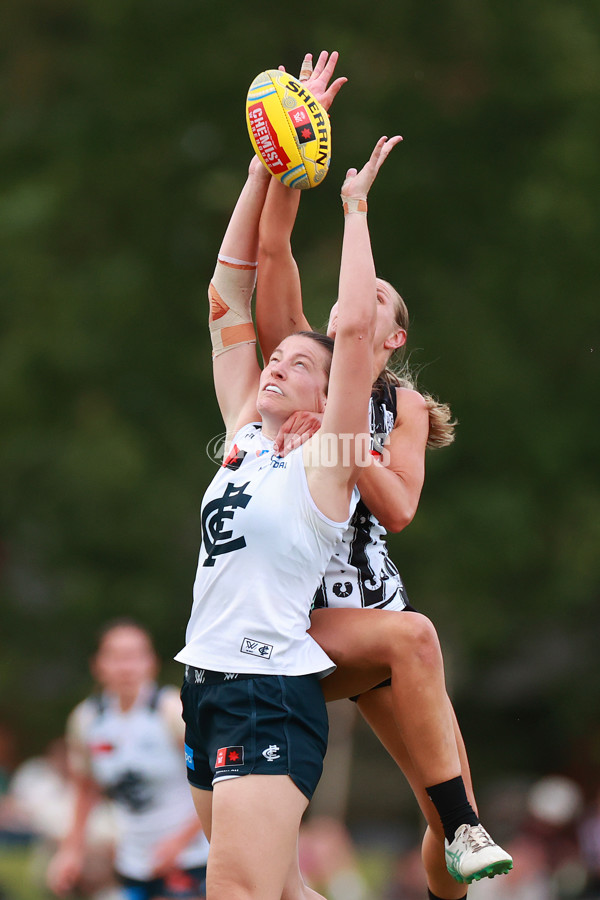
[394, 385, 428, 418]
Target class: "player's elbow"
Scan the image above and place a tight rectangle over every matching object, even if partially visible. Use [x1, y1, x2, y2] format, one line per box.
[379, 494, 420, 532]
[381, 507, 416, 533]
[335, 314, 376, 344]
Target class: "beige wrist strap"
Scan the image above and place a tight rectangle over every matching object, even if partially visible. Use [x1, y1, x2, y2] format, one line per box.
[342, 198, 368, 216]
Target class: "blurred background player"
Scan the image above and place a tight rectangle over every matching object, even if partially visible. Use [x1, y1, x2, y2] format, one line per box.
[46, 619, 209, 900]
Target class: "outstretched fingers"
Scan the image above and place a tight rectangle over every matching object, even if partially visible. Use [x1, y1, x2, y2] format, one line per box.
[373, 135, 403, 171]
[341, 135, 403, 200]
[311, 50, 328, 78]
[300, 49, 347, 110]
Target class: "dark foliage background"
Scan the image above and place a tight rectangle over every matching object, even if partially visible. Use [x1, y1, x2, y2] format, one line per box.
[1, 0, 599, 819]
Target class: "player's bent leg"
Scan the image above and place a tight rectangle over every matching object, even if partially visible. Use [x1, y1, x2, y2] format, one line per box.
[313, 608, 461, 785]
[357, 687, 470, 900]
[358, 686, 511, 888]
[310, 607, 424, 700]
[207, 774, 309, 900]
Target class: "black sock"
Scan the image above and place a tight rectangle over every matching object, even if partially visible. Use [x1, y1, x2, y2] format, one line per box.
[428, 891, 467, 900]
[426, 775, 479, 843]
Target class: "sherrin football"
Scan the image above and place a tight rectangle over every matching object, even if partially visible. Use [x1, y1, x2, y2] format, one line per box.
[246, 69, 331, 189]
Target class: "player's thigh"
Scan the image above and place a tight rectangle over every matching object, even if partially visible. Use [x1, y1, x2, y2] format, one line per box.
[209, 774, 309, 898]
[310, 607, 436, 669]
[310, 608, 436, 701]
[190, 785, 213, 842]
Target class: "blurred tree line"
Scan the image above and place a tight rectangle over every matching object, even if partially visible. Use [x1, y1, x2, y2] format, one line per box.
[1, 0, 599, 817]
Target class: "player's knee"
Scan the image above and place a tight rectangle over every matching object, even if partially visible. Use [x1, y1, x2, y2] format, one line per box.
[389, 613, 442, 671]
[413, 616, 442, 670]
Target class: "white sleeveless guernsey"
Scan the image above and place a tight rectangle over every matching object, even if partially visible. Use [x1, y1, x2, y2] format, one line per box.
[175, 424, 357, 677]
[68, 683, 209, 880]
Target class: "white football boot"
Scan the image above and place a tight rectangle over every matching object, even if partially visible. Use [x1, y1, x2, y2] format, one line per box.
[445, 823, 513, 883]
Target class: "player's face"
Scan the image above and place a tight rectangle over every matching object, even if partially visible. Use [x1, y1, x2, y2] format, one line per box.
[93, 627, 157, 696]
[327, 278, 406, 354]
[257, 334, 329, 421]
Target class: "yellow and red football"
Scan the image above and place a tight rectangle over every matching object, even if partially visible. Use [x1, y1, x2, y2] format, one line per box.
[246, 69, 331, 189]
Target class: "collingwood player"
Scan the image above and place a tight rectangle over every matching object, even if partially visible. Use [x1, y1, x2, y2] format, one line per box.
[252, 51, 514, 899]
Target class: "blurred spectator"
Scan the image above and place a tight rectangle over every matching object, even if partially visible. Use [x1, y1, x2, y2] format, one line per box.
[471, 774, 589, 900]
[525, 775, 587, 897]
[469, 832, 556, 900]
[0, 737, 117, 898]
[578, 787, 600, 898]
[382, 844, 427, 899]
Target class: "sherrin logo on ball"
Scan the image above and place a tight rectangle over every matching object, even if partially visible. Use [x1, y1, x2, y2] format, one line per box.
[246, 69, 331, 189]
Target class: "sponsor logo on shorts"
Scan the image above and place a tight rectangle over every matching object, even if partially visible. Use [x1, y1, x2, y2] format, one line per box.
[184, 743, 195, 770]
[262, 744, 281, 762]
[215, 746, 244, 768]
[241, 638, 273, 659]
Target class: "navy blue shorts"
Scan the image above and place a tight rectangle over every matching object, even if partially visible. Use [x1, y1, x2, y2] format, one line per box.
[180, 669, 328, 801]
[119, 866, 206, 900]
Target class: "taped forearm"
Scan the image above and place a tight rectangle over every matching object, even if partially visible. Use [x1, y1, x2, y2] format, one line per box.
[209, 254, 258, 357]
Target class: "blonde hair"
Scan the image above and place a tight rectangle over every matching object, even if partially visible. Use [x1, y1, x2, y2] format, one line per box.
[374, 279, 457, 450]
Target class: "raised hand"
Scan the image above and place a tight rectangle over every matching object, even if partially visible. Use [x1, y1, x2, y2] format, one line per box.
[299, 50, 347, 111]
[277, 50, 347, 111]
[341, 135, 403, 202]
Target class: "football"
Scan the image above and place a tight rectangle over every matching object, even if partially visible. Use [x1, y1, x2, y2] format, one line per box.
[246, 69, 331, 189]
